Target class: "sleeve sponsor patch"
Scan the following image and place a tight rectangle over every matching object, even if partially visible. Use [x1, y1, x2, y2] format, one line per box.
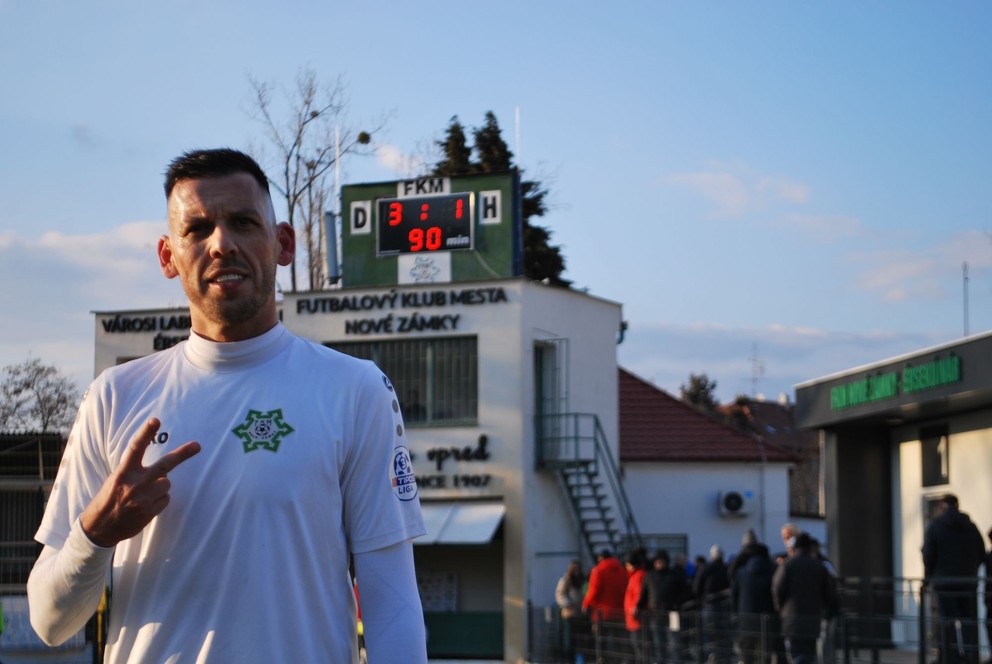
[390, 445, 418, 501]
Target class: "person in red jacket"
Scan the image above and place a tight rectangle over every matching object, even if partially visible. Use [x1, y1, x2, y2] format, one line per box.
[583, 549, 629, 659]
[624, 549, 649, 662]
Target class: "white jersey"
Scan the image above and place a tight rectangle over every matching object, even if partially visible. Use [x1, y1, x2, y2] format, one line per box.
[36, 323, 425, 663]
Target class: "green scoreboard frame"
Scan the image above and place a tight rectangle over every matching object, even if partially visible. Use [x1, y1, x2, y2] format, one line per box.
[338, 171, 522, 287]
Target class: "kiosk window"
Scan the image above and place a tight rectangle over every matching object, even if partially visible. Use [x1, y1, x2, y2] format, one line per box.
[920, 425, 949, 487]
[328, 336, 478, 426]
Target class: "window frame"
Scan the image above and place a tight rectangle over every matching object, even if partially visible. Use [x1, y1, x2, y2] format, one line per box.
[327, 335, 479, 427]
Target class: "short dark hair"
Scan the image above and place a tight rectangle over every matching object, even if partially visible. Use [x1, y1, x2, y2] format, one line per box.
[626, 548, 647, 569]
[939, 493, 959, 509]
[164, 148, 270, 198]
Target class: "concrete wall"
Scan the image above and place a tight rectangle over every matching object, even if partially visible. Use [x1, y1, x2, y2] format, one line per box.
[623, 460, 792, 560]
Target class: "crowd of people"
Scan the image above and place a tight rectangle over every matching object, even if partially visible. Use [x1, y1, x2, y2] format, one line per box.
[556, 499, 992, 664]
[555, 523, 839, 664]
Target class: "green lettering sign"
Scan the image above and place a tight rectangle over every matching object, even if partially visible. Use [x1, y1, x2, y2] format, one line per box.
[829, 355, 961, 411]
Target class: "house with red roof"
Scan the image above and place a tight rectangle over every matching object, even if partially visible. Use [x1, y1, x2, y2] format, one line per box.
[619, 368, 799, 560]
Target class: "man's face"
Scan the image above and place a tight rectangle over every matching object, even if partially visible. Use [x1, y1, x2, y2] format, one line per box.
[158, 173, 294, 341]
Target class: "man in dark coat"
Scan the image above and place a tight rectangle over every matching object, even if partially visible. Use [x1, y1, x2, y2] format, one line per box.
[695, 545, 731, 664]
[922, 493, 986, 664]
[639, 550, 686, 663]
[772, 533, 834, 664]
[728, 528, 761, 580]
[732, 542, 778, 664]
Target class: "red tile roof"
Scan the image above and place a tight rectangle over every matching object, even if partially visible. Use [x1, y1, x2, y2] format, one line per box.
[722, 397, 818, 453]
[619, 368, 796, 463]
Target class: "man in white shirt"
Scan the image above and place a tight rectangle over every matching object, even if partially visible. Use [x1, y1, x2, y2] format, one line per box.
[27, 148, 427, 663]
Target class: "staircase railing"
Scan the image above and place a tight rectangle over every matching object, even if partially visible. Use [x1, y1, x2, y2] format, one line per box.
[536, 413, 642, 558]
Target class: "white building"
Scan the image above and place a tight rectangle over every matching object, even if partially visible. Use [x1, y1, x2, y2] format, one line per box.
[618, 369, 797, 561]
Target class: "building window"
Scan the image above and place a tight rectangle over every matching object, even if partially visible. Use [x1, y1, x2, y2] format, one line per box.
[920, 425, 949, 487]
[328, 336, 478, 426]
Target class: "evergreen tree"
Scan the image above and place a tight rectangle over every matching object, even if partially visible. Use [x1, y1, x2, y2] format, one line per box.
[472, 111, 514, 172]
[679, 373, 720, 413]
[433, 116, 472, 176]
[430, 112, 571, 286]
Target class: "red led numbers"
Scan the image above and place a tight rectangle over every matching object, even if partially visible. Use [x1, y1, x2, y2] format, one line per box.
[377, 192, 472, 256]
[408, 226, 443, 251]
[426, 226, 441, 250]
[388, 201, 403, 226]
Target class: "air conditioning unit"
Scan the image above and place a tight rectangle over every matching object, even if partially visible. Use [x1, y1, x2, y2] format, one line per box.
[718, 490, 754, 517]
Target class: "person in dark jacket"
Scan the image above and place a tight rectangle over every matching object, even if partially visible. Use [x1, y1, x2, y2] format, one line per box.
[922, 493, 986, 664]
[732, 542, 778, 664]
[772, 533, 834, 664]
[695, 545, 731, 664]
[639, 550, 686, 664]
[727, 528, 761, 580]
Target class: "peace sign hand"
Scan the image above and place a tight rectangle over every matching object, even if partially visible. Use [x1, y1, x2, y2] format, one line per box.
[80, 418, 201, 548]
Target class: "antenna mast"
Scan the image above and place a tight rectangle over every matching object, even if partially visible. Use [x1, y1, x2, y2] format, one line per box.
[963, 261, 969, 337]
[750, 344, 765, 397]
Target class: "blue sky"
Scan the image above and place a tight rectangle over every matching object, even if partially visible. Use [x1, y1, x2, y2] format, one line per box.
[2, 1, 990, 403]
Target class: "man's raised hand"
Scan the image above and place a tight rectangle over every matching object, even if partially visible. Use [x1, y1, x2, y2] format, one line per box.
[80, 418, 200, 548]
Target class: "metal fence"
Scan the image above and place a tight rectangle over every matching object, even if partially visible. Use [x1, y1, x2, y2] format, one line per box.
[528, 576, 991, 664]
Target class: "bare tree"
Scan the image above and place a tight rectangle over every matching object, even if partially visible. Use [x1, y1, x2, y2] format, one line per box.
[245, 68, 383, 291]
[0, 358, 81, 433]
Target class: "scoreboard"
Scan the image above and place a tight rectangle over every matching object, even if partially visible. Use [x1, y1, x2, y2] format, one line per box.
[376, 192, 474, 256]
[337, 172, 521, 287]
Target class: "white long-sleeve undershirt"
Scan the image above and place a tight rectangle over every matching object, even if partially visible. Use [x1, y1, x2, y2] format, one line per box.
[355, 539, 428, 664]
[27, 518, 114, 646]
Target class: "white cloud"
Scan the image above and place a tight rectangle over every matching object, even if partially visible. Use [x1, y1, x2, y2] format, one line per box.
[852, 250, 943, 302]
[0, 222, 186, 389]
[667, 170, 750, 218]
[666, 165, 811, 219]
[375, 143, 405, 172]
[777, 213, 865, 242]
[847, 230, 992, 304]
[37, 221, 161, 273]
[375, 143, 427, 177]
[757, 176, 809, 204]
[617, 319, 941, 403]
[935, 231, 992, 269]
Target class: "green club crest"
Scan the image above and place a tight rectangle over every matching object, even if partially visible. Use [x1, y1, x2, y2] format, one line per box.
[232, 409, 295, 453]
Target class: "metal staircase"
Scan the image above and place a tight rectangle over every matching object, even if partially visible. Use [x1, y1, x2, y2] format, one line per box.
[536, 413, 642, 560]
